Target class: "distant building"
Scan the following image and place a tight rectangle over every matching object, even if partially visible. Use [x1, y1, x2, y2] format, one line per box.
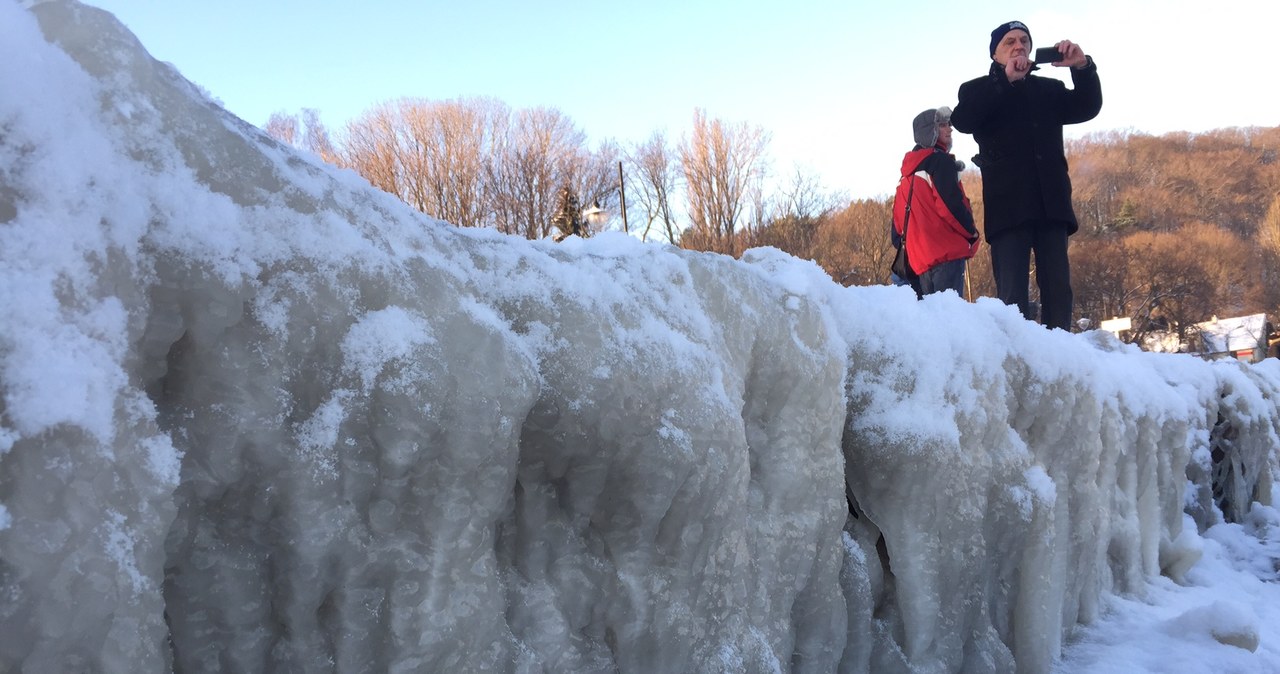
[1193, 314, 1271, 364]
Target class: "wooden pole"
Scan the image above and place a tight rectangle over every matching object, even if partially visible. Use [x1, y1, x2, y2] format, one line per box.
[965, 262, 973, 302]
[617, 161, 628, 232]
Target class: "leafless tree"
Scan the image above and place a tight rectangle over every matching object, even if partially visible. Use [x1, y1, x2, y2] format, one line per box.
[745, 167, 848, 259]
[336, 99, 617, 238]
[626, 132, 682, 243]
[573, 140, 622, 236]
[298, 109, 339, 164]
[746, 180, 769, 241]
[679, 108, 770, 256]
[1120, 228, 1221, 343]
[264, 111, 298, 146]
[1260, 195, 1280, 320]
[813, 198, 894, 286]
[774, 167, 843, 223]
[340, 102, 402, 197]
[395, 100, 434, 214]
[484, 107, 619, 239]
[1261, 194, 1280, 255]
[1072, 237, 1138, 330]
[486, 107, 590, 239]
[391, 97, 505, 228]
[263, 108, 339, 165]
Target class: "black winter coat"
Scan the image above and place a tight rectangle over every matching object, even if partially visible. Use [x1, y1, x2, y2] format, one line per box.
[951, 59, 1101, 240]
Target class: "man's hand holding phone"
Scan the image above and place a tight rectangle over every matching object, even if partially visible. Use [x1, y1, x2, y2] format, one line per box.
[1033, 41, 1088, 68]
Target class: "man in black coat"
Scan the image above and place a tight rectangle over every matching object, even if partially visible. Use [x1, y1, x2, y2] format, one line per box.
[951, 20, 1102, 331]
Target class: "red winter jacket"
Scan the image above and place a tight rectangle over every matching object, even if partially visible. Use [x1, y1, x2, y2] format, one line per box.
[893, 146, 979, 275]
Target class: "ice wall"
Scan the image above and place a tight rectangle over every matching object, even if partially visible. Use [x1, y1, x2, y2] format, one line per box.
[1, 3, 1278, 673]
[827, 295, 1280, 674]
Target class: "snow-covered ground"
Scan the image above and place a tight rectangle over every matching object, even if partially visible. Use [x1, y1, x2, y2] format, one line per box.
[3, 2, 1279, 673]
[1054, 503, 1280, 673]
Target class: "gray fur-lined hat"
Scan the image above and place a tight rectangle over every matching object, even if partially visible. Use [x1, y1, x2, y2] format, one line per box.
[912, 106, 951, 148]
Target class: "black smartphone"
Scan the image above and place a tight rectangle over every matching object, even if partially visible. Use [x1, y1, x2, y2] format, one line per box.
[1034, 47, 1062, 63]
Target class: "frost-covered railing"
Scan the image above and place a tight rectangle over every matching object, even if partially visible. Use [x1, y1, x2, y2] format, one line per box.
[2, 3, 1279, 674]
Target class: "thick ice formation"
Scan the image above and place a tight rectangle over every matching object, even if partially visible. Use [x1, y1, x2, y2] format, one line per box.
[1, 3, 1278, 673]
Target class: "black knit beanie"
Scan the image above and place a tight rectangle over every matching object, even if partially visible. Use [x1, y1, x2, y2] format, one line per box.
[989, 20, 1031, 56]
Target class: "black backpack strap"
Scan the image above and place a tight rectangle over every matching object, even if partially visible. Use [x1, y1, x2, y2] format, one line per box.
[901, 174, 916, 237]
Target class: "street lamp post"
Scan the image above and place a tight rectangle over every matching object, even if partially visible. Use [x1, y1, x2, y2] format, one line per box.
[582, 203, 607, 229]
[550, 163, 628, 241]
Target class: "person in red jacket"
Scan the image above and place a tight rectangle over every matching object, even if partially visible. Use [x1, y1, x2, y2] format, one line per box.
[892, 106, 980, 296]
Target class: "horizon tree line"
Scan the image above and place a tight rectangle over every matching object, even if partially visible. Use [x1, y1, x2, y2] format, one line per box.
[265, 97, 817, 251]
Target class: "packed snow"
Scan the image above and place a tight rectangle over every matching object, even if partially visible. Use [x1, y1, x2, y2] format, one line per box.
[2, 2, 1279, 673]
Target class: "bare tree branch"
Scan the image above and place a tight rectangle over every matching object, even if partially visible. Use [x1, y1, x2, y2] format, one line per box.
[679, 109, 770, 256]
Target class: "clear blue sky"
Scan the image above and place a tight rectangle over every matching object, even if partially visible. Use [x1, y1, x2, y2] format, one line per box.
[89, 0, 1276, 201]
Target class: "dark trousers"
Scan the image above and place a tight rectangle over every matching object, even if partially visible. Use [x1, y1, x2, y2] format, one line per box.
[988, 223, 1073, 330]
[921, 258, 967, 297]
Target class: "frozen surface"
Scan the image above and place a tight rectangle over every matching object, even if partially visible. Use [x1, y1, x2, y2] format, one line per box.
[2, 3, 1279, 673]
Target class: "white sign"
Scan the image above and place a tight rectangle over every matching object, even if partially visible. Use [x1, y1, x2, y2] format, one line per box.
[1101, 317, 1132, 334]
